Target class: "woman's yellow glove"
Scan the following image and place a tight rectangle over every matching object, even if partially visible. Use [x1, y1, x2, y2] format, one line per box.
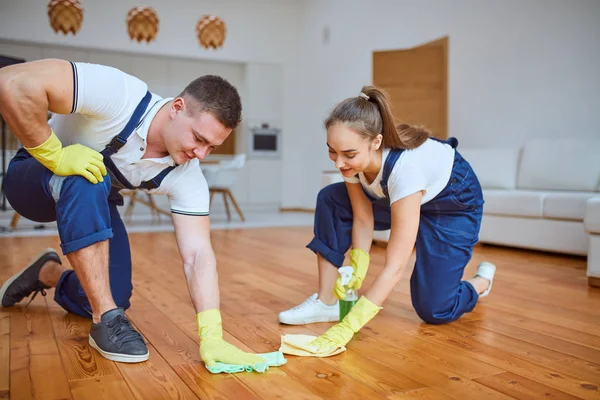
[333, 248, 370, 300]
[309, 296, 381, 352]
[197, 309, 266, 367]
[25, 130, 107, 184]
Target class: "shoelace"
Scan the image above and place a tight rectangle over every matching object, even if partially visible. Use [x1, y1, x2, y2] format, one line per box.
[290, 297, 318, 312]
[106, 315, 144, 345]
[14, 282, 48, 306]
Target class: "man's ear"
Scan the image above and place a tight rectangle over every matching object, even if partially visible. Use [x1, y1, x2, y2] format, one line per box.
[170, 97, 185, 118]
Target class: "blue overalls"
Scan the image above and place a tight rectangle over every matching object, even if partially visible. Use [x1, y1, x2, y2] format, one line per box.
[307, 137, 485, 325]
[4, 91, 175, 318]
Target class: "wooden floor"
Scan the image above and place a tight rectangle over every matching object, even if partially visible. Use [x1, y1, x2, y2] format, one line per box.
[1, 227, 599, 400]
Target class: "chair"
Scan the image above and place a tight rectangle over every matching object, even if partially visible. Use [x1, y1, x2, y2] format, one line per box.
[204, 154, 246, 222]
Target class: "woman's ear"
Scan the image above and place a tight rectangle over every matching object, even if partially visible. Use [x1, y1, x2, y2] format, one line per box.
[372, 134, 383, 150]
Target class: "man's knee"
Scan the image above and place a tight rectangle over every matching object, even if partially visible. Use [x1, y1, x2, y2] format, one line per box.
[57, 174, 112, 204]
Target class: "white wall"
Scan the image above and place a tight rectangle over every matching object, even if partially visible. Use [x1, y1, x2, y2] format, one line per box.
[281, 0, 600, 208]
[2, 0, 599, 211]
[0, 0, 299, 65]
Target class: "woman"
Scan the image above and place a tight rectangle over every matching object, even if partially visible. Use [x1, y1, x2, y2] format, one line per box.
[278, 86, 496, 352]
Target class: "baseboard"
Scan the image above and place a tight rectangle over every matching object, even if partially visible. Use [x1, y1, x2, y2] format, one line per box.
[279, 208, 315, 213]
[589, 276, 600, 288]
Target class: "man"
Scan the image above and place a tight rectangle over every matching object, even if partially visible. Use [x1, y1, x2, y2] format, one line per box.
[0, 59, 264, 367]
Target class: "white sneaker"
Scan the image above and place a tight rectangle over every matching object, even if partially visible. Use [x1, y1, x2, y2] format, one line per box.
[278, 293, 339, 325]
[474, 261, 496, 297]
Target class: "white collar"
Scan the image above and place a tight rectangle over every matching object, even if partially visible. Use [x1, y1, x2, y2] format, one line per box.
[360, 148, 389, 187]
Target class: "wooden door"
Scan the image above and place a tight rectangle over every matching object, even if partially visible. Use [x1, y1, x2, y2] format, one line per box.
[373, 36, 448, 139]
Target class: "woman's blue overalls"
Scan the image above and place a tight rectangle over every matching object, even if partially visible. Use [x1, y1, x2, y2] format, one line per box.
[307, 137, 485, 324]
[4, 92, 174, 317]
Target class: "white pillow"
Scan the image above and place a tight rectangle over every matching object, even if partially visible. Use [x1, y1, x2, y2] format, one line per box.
[459, 148, 521, 189]
[517, 138, 600, 191]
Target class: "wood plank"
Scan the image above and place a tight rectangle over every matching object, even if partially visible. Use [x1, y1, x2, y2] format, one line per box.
[470, 306, 600, 349]
[126, 294, 200, 366]
[9, 340, 34, 400]
[474, 372, 582, 400]
[46, 296, 90, 340]
[442, 323, 570, 365]
[56, 337, 120, 381]
[279, 356, 390, 400]
[362, 318, 506, 379]
[117, 343, 198, 400]
[70, 375, 136, 400]
[0, 313, 9, 399]
[3, 227, 600, 400]
[465, 319, 600, 363]
[405, 327, 600, 399]
[390, 387, 454, 400]
[219, 307, 422, 399]
[27, 338, 72, 400]
[173, 362, 261, 400]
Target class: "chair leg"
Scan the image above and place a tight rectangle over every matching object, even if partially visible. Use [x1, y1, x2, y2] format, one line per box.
[222, 191, 231, 222]
[226, 189, 245, 222]
[210, 190, 215, 207]
[146, 193, 160, 221]
[124, 191, 136, 222]
[10, 212, 20, 230]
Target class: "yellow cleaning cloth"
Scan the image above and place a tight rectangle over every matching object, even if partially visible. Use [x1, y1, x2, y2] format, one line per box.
[279, 334, 346, 357]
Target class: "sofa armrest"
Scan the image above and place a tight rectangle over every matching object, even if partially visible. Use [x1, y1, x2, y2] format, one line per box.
[584, 197, 600, 234]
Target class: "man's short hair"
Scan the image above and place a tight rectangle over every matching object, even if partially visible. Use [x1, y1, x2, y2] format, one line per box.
[179, 75, 242, 129]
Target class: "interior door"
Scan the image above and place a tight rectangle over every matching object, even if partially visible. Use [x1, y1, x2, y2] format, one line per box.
[373, 36, 448, 139]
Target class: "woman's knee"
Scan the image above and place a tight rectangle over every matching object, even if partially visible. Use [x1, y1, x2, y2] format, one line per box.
[316, 183, 350, 209]
[412, 299, 457, 325]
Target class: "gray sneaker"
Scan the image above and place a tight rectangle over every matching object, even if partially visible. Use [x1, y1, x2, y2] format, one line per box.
[89, 308, 149, 363]
[0, 248, 59, 307]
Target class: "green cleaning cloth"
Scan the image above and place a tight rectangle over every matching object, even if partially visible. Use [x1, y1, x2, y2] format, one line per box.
[205, 351, 287, 374]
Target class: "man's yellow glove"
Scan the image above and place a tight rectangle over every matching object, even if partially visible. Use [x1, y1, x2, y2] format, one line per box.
[25, 130, 107, 184]
[309, 296, 382, 352]
[333, 248, 370, 300]
[197, 309, 266, 367]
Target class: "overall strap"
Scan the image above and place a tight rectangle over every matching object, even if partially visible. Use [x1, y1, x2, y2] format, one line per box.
[99, 90, 178, 191]
[138, 166, 177, 190]
[380, 149, 404, 200]
[428, 136, 458, 149]
[102, 90, 152, 157]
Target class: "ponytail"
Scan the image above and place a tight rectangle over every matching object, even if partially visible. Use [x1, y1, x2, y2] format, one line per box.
[325, 85, 430, 150]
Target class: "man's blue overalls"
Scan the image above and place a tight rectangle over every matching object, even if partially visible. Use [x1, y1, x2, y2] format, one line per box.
[4, 92, 174, 317]
[307, 138, 485, 324]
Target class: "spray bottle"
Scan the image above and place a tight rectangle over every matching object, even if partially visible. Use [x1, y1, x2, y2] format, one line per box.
[338, 266, 359, 321]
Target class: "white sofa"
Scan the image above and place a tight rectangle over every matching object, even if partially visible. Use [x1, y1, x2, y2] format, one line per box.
[460, 138, 600, 286]
[321, 137, 600, 286]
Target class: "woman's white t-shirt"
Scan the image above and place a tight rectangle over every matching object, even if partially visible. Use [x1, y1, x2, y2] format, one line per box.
[343, 139, 455, 205]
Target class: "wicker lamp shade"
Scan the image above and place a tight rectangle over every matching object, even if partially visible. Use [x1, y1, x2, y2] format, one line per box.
[126, 6, 159, 43]
[47, 0, 84, 35]
[196, 15, 226, 50]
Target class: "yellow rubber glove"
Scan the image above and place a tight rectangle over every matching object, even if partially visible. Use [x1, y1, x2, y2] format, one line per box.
[197, 309, 266, 367]
[25, 130, 107, 184]
[333, 248, 370, 300]
[309, 296, 382, 352]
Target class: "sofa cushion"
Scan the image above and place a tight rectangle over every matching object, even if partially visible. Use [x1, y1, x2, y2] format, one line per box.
[585, 197, 600, 233]
[517, 138, 600, 192]
[483, 189, 548, 218]
[543, 192, 598, 221]
[459, 148, 520, 189]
